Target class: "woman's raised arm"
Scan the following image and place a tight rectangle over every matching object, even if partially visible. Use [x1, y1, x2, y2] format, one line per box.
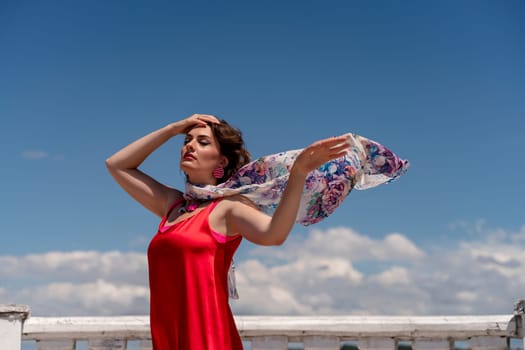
[105, 114, 219, 217]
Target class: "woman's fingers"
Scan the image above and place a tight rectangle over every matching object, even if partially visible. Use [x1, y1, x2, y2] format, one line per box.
[193, 114, 220, 124]
[309, 135, 349, 157]
[328, 136, 351, 157]
[183, 114, 221, 129]
[294, 135, 350, 175]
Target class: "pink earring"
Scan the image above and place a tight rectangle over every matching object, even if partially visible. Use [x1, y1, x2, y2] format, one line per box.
[212, 166, 224, 179]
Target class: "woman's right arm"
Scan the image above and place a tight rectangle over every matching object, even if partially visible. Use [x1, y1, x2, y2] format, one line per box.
[105, 114, 219, 218]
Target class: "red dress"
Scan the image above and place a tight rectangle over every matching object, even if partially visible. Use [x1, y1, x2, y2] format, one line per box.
[147, 199, 244, 350]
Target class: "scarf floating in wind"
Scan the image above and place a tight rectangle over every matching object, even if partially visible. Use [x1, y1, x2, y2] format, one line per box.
[184, 133, 409, 226]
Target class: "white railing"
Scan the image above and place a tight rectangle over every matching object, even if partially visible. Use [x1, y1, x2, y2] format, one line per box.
[1, 300, 524, 350]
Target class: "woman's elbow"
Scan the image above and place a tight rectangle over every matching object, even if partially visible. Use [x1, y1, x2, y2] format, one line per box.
[105, 157, 124, 171]
[265, 235, 287, 246]
[105, 157, 115, 169]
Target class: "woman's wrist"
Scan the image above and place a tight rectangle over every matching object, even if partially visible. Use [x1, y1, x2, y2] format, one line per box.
[289, 162, 310, 180]
[166, 121, 184, 136]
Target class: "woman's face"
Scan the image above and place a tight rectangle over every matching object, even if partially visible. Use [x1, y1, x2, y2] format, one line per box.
[180, 124, 226, 184]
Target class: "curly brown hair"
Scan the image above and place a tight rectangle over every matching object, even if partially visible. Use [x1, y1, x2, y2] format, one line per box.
[208, 119, 251, 184]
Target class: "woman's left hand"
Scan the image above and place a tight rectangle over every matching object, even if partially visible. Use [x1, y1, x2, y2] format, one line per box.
[291, 135, 350, 177]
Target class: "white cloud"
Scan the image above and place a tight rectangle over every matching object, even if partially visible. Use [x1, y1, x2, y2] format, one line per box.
[0, 250, 148, 284]
[2, 224, 524, 317]
[456, 290, 478, 303]
[16, 280, 149, 316]
[368, 266, 411, 286]
[510, 225, 525, 243]
[0, 251, 149, 315]
[232, 256, 364, 315]
[250, 227, 425, 263]
[231, 228, 427, 316]
[449, 219, 487, 235]
[232, 225, 524, 316]
[20, 150, 65, 160]
[21, 151, 49, 159]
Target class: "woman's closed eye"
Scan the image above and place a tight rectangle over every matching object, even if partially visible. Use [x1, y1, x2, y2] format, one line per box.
[183, 137, 211, 146]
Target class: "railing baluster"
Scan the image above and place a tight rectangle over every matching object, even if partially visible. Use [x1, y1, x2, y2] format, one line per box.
[303, 335, 340, 350]
[139, 339, 153, 350]
[36, 340, 75, 350]
[469, 336, 507, 350]
[251, 335, 288, 350]
[358, 338, 396, 350]
[88, 338, 127, 350]
[514, 299, 525, 350]
[412, 339, 452, 349]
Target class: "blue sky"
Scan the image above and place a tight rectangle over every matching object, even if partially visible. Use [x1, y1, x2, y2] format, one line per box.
[1, 0, 524, 318]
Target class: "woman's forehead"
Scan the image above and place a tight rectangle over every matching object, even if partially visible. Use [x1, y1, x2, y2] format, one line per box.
[187, 124, 213, 137]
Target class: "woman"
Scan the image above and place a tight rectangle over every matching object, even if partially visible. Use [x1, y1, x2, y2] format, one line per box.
[105, 114, 354, 349]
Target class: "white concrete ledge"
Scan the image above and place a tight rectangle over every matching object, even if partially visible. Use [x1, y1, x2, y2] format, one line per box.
[22, 316, 151, 340]
[0, 304, 31, 318]
[12, 299, 525, 350]
[22, 314, 518, 341]
[236, 315, 518, 341]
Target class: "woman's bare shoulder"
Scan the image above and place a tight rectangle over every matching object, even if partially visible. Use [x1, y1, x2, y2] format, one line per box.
[220, 194, 259, 209]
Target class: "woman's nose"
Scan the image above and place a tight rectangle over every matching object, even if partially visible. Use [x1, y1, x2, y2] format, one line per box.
[185, 140, 196, 151]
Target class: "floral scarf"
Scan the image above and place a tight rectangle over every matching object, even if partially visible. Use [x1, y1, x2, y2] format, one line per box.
[184, 133, 409, 225]
[183, 133, 409, 299]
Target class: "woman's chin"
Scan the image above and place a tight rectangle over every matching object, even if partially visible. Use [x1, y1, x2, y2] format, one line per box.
[179, 162, 194, 171]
